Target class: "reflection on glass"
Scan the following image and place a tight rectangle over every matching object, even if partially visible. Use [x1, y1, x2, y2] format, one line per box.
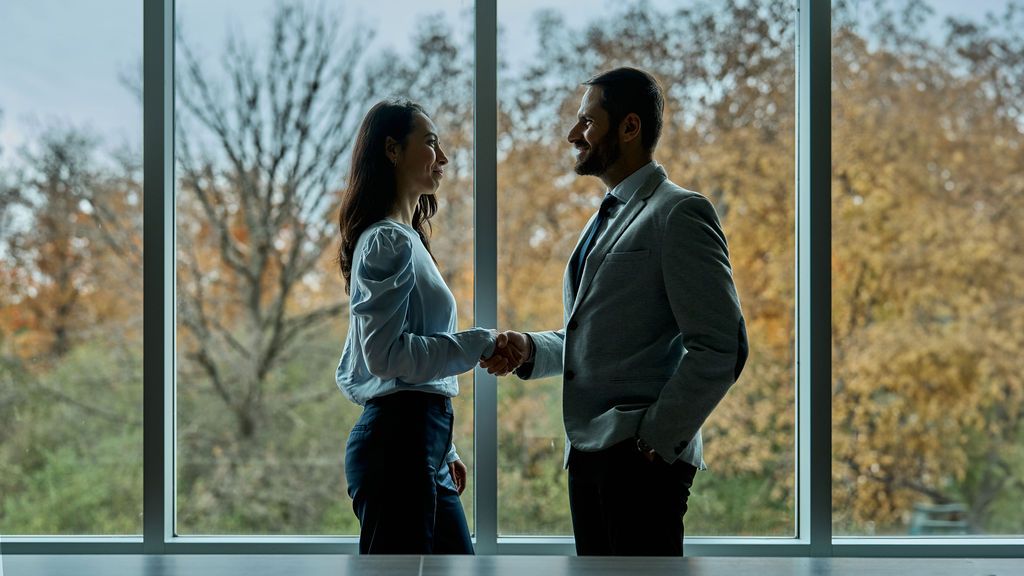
[174, 0, 474, 535]
[496, 0, 797, 537]
[832, 0, 1024, 536]
[0, 1, 143, 535]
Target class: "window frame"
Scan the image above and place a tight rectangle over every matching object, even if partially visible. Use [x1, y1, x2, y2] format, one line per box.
[3, 0, 1023, 557]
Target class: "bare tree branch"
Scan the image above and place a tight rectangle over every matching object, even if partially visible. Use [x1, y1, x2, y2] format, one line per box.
[173, 4, 382, 438]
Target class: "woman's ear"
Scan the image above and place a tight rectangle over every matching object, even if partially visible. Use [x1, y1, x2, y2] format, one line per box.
[384, 136, 399, 166]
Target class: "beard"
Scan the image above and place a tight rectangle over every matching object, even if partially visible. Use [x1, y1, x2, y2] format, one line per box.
[573, 130, 621, 176]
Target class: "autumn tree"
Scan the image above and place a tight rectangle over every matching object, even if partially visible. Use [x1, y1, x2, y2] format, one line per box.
[0, 106, 14, 317]
[831, 0, 1024, 533]
[0, 124, 144, 534]
[1, 130, 99, 358]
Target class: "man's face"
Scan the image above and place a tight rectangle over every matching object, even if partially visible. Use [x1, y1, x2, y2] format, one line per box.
[567, 86, 621, 177]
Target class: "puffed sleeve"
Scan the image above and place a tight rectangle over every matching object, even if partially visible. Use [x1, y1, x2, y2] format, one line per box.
[445, 442, 461, 464]
[352, 227, 496, 383]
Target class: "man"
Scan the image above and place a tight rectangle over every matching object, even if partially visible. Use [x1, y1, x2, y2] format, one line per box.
[481, 67, 748, 556]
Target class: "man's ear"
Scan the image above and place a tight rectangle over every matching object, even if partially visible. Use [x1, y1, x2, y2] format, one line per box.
[384, 136, 399, 165]
[621, 113, 642, 144]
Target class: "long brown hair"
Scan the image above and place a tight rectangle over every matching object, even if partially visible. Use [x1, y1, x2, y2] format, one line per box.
[337, 99, 438, 293]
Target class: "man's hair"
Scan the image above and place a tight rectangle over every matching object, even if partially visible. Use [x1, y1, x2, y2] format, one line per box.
[583, 67, 664, 153]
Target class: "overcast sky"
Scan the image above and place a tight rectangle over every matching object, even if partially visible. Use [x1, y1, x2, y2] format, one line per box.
[0, 0, 1014, 159]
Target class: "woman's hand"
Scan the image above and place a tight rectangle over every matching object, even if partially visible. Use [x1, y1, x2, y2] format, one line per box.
[449, 458, 468, 495]
[479, 331, 531, 376]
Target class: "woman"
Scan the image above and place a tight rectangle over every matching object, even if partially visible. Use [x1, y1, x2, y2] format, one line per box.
[335, 99, 495, 554]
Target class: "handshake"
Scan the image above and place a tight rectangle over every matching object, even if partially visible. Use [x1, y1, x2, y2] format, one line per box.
[479, 330, 533, 377]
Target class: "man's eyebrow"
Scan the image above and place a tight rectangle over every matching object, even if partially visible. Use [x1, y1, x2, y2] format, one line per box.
[425, 132, 439, 139]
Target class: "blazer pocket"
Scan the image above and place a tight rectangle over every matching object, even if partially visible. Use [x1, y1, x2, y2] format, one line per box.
[603, 249, 650, 263]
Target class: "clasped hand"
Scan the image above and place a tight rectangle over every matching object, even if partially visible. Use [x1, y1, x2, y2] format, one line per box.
[479, 331, 531, 376]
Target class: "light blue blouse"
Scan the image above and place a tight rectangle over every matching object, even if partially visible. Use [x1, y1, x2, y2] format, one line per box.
[336, 219, 496, 463]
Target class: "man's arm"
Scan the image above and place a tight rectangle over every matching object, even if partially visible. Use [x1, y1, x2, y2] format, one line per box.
[636, 196, 749, 460]
[513, 330, 565, 379]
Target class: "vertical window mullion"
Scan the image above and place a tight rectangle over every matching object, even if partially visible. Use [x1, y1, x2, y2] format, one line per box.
[473, 0, 499, 556]
[798, 0, 832, 557]
[143, 0, 174, 554]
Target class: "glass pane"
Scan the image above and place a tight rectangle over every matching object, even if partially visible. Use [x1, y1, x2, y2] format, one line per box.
[0, 1, 143, 535]
[496, 0, 797, 536]
[174, 0, 474, 535]
[832, 0, 1024, 536]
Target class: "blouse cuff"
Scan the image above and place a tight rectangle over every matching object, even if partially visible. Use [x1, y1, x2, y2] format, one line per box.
[445, 442, 460, 464]
[479, 329, 498, 359]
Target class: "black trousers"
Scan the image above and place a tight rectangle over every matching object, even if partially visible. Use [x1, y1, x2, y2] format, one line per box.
[568, 439, 698, 556]
[345, 391, 473, 555]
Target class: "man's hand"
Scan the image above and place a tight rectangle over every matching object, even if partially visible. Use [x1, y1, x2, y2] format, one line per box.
[449, 458, 468, 496]
[637, 437, 659, 463]
[479, 330, 531, 376]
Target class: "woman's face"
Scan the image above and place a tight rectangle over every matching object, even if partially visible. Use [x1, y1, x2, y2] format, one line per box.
[394, 112, 448, 196]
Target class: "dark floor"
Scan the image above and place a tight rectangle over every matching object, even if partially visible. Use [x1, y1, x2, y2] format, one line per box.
[2, 555, 1023, 576]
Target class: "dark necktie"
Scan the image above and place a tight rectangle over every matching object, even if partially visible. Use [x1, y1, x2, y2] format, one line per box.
[572, 193, 619, 293]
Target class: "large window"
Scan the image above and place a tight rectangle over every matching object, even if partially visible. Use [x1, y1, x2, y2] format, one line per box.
[7, 0, 1024, 557]
[172, 0, 475, 535]
[832, 0, 1024, 537]
[496, 0, 798, 537]
[0, 1, 143, 535]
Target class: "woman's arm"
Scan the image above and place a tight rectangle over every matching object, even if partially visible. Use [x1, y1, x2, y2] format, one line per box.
[353, 227, 496, 383]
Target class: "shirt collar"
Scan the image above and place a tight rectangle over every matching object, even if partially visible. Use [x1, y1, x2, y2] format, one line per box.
[608, 160, 658, 204]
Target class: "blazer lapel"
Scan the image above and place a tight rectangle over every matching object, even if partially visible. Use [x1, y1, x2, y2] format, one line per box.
[569, 167, 667, 318]
[563, 211, 599, 314]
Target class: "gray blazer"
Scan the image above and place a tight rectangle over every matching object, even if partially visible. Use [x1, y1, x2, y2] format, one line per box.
[517, 164, 748, 469]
